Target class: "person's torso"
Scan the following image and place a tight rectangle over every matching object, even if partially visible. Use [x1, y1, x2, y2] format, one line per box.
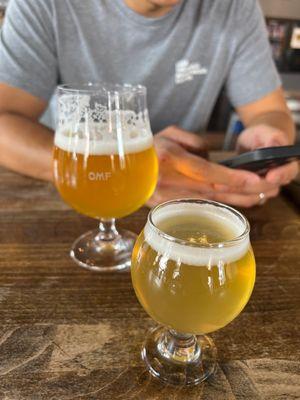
[53, 0, 239, 133]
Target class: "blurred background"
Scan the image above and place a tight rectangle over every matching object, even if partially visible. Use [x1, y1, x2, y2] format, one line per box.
[0, 0, 300, 144]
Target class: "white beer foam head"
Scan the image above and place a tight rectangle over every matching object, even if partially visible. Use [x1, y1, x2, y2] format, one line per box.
[56, 95, 153, 154]
[144, 202, 250, 266]
[55, 122, 153, 155]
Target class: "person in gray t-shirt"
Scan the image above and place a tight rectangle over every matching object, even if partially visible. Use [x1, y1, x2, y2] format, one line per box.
[0, 0, 298, 207]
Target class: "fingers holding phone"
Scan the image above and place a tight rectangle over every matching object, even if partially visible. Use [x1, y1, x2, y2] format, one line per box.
[220, 145, 300, 196]
[266, 161, 299, 186]
[235, 125, 299, 193]
[152, 127, 280, 208]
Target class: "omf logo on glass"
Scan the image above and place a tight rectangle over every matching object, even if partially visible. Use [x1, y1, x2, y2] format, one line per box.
[88, 172, 112, 181]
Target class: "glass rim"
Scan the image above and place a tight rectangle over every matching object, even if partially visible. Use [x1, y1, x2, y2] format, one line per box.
[147, 199, 250, 249]
[57, 82, 147, 95]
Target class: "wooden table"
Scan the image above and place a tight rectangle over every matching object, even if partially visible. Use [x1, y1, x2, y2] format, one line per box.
[0, 166, 299, 400]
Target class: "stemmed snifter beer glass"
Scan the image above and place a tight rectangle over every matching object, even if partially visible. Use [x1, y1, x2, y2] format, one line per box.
[53, 83, 158, 272]
[131, 199, 256, 385]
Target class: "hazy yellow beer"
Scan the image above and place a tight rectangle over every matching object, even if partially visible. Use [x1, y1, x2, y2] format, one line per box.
[131, 202, 256, 334]
[53, 130, 158, 219]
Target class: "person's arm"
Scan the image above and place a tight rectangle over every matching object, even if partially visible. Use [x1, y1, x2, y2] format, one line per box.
[223, 0, 298, 187]
[236, 88, 299, 186]
[0, 0, 57, 180]
[0, 84, 54, 181]
[237, 88, 295, 145]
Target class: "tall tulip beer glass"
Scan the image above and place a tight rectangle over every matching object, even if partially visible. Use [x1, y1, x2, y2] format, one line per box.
[131, 199, 256, 385]
[53, 83, 158, 272]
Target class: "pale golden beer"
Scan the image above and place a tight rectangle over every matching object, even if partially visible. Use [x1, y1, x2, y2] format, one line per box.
[53, 142, 158, 219]
[131, 202, 256, 335]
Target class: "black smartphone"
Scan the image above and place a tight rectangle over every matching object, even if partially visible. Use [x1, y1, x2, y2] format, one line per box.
[219, 145, 300, 175]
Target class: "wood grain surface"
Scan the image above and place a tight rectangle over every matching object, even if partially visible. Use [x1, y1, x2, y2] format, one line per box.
[0, 167, 299, 400]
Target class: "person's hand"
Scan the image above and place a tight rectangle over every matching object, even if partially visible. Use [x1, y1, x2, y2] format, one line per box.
[237, 124, 299, 187]
[148, 126, 280, 208]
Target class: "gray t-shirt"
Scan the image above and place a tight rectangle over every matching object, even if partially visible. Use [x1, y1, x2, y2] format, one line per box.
[0, 0, 280, 133]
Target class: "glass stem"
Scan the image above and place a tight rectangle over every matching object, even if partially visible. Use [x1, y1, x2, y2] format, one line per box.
[158, 329, 201, 364]
[97, 218, 119, 241]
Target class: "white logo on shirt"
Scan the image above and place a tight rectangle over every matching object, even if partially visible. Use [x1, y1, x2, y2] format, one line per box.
[175, 59, 208, 84]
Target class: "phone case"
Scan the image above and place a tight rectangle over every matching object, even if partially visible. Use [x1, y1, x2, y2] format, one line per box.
[219, 145, 300, 175]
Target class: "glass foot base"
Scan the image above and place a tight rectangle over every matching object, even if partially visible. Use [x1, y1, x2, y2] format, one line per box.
[70, 228, 137, 272]
[141, 326, 217, 386]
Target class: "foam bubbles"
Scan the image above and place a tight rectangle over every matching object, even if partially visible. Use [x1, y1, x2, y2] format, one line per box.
[144, 202, 250, 266]
[55, 126, 153, 155]
[55, 108, 153, 155]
